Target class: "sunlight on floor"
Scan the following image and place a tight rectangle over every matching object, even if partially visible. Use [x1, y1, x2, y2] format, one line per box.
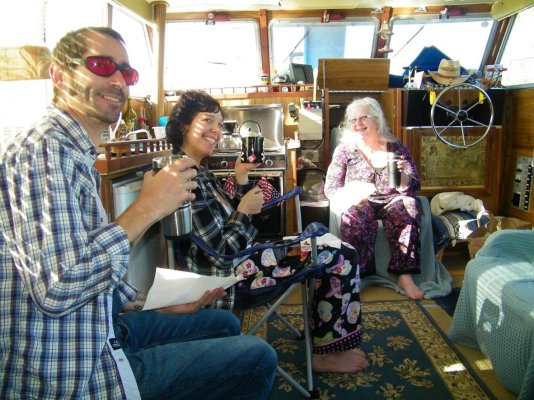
[443, 363, 466, 373]
[474, 358, 494, 371]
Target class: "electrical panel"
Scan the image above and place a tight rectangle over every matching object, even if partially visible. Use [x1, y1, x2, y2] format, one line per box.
[511, 156, 532, 211]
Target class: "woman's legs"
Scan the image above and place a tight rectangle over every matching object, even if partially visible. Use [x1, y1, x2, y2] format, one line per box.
[383, 196, 424, 300]
[340, 202, 377, 276]
[115, 309, 277, 400]
[311, 244, 369, 373]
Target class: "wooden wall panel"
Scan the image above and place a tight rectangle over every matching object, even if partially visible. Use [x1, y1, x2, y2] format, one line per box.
[402, 126, 503, 213]
[502, 89, 534, 223]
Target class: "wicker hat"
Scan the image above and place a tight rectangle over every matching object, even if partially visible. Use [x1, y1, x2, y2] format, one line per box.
[429, 59, 470, 85]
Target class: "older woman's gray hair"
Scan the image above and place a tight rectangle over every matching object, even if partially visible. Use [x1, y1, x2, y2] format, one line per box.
[341, 97, 397, 143]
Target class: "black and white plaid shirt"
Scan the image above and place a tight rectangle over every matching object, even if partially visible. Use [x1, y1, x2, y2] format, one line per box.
[176, 163, 258, 309]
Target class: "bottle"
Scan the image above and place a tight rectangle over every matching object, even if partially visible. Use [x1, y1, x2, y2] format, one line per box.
[137, 116, 149, 139]
[123, 97, 137, 131]
[143, 96, 153, 130]
[261, 69, 269, 85]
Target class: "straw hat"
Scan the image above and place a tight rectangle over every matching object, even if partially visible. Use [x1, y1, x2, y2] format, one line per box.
[429, 59, 470, 85]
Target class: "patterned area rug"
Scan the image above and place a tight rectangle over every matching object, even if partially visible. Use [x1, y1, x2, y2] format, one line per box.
[242, 300, 495, 400]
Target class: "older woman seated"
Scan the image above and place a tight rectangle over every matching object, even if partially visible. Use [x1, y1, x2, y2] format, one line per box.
[324, 97, 424, 300]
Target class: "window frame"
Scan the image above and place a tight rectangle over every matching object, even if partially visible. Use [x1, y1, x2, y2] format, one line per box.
[163, 18, 262, 90]
[109, 1, 156, 98]
[268, 16, 380, 74]
[496, 6, 534, 88]
[386, 12, 498, 77]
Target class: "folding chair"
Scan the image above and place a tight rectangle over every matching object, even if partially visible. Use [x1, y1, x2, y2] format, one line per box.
[188, 187, 326, 398]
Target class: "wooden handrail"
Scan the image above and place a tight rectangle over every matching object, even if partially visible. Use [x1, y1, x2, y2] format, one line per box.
[95, 138, 172, 174]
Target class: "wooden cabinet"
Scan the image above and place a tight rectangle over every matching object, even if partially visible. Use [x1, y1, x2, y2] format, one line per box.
[94, 138, 172, 221]
[402, 126, 504, 213]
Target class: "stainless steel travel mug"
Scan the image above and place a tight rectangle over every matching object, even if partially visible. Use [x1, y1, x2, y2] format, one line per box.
[152, 155, 193, 240]
[387, 151, 401, 188]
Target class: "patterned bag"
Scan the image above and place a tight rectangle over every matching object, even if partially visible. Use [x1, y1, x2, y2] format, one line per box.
[223, 175, 280, 203]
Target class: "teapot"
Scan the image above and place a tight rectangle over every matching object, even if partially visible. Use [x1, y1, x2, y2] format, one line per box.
[217, 120, 242, 152]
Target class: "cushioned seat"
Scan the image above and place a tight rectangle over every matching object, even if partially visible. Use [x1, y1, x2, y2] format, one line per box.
[449, 230, 534, 400]
[329, 196, 452, 299]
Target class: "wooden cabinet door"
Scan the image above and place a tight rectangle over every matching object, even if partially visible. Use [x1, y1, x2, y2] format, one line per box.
[402, 126, 503, 213]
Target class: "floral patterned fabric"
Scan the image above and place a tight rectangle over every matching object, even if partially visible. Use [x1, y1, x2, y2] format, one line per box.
[325, 141, 421, 277]
[234, 242, 363, 353]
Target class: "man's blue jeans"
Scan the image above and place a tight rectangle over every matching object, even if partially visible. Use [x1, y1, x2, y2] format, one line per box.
[114, 308, 277, 400]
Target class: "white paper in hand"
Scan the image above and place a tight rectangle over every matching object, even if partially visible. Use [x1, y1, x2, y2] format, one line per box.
[142, 268, 242, 310]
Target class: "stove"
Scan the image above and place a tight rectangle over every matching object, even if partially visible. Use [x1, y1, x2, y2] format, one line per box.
[206, 104, 288, 238]
[207, 147, 287, 171]
[207, 103, 287, 172]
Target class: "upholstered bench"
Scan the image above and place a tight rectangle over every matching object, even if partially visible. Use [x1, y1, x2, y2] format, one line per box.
[431, 210, 490, 260]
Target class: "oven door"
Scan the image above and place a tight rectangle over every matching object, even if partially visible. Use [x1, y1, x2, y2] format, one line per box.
[214, 170, 285, 240]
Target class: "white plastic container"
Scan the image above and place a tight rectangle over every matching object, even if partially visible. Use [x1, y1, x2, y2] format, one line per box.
[153, 126, 166, 139]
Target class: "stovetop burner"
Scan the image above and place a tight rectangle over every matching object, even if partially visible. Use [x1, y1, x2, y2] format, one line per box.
[207, 146, 287, 171]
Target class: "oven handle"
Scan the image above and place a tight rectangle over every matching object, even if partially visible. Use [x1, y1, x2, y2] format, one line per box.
[261, 186, 302, 211]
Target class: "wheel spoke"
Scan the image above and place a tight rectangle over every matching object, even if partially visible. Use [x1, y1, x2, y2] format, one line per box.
[465, 117, 488, 128]
[459, 122, 468, 146]
[436, 119, 456, 135]
[434, 102, 451, 113]
[464, 101, 481, 113]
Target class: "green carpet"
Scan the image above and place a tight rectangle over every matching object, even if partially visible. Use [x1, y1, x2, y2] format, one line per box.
[243, 300, 495, 400]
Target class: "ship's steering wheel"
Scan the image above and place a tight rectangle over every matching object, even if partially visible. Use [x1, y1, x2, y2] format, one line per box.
[430, 83, 494, 148]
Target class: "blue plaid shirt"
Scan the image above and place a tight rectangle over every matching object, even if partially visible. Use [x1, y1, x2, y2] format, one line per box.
[0, 107, 136, 399]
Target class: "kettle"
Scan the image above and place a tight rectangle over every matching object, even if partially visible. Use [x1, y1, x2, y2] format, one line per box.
[217, 120, 242, 152]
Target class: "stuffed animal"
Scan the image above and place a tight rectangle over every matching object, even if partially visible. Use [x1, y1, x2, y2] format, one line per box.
[430, 192, 485, 216]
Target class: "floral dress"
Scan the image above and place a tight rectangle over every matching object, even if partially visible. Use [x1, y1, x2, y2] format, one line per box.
[177, 164, 364, 354]
[325, 141, 421, 277]
[234, 240, 364, 354]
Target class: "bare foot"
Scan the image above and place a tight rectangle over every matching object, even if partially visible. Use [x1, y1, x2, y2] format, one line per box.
[312, 348, 369, 373]
[397, 274, 424, 300]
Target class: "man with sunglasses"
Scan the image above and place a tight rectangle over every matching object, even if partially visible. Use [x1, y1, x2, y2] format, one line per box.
[0, 26, 276, 400]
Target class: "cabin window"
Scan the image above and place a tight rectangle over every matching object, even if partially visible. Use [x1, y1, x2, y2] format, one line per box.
[388, 15, 496, 76]
[498, 6, 534, 87]
[164, 20, 261, 90]
[269, 18, 378, 77]
[0, 0, 105, 147]
[111, 5, 155, 99]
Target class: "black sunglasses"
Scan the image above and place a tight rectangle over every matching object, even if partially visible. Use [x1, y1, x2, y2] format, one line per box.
[70, 56, 139, 86]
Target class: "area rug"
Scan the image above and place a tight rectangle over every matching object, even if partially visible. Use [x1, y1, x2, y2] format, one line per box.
[242, 300, 495, 400]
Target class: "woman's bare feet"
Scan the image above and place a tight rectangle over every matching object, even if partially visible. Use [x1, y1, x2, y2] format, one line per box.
[397, 274, 424, 300]
[312, 348, 369, 373]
